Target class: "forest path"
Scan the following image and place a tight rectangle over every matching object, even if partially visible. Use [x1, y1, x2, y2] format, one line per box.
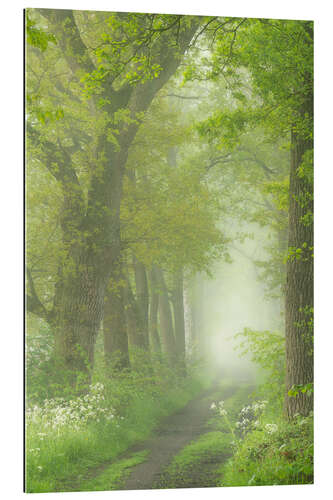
[68, 374, 254, 492]
[118, 375, 241, 491]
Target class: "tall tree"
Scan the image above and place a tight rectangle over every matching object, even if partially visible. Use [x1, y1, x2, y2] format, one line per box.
[194, 18, 314, 416]
[26, 9, 200, 386]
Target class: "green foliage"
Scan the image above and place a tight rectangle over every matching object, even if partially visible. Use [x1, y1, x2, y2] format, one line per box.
[235, 328, 285, 395]
[26, 11, 57, 51]
[288, 382, 313, 398]
[219, 412, 313, 486]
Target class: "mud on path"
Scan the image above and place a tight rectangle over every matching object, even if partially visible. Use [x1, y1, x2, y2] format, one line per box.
[119, 378, 239, 491]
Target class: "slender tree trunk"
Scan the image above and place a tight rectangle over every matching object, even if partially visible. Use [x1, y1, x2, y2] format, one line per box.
[148, 266, 161, 353]
[285, 97, 313, 417]
[133, 256, 150, 349]
[103, 264, 130, 370]
[171, 269, 186, 373]
[155, 267, 177, 362]
[124, 275, 150, 350]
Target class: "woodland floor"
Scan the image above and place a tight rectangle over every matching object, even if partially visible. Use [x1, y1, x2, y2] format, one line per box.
[60, 375, 254, 492]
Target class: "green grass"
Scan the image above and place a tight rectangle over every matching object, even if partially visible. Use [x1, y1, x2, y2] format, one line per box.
[25, 362, 212, 493]
[218, 412, 313, 487]
[159, 431, 233, 488]
[75, 450, 150, 492]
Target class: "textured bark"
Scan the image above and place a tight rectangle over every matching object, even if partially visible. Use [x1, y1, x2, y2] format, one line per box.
[155, 267, 177, 361]
[285, 99, 313, 417]
[148, 267, 161, 353]
[53, 248, 108, 388]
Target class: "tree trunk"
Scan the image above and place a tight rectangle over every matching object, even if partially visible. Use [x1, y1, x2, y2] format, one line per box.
[285, 99, 313, 417]
[171, 269, 186, 373]
[148, 267, 161, 353]
[124, 275, 149, 351]
[53, 248, 107, 389]
[133, 256, 150, 349]
[155, 267, 177, 362]
[103, 264, 130, 371]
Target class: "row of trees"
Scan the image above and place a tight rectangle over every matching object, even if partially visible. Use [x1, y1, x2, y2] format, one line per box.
[26, 10, 313, 417]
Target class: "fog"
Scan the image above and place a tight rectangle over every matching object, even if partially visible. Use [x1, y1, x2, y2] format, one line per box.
[194, 224, 282, 382]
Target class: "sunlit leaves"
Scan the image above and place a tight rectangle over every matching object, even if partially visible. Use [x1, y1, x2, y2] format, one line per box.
[26, 11, 57, 51]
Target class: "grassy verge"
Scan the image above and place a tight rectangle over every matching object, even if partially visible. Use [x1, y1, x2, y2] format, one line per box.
[218, 411, 313, 486]
[25, 360, 212, 493]
[75, 450, 150, 492]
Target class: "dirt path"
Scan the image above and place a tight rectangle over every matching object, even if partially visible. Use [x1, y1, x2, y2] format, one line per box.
[119, 379, 238, 491]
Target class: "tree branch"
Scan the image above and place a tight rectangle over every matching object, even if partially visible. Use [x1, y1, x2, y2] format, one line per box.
[36, 9, 96, 78]
[26, 267, 51, 322]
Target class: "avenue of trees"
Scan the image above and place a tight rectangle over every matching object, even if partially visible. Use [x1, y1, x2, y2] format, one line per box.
[26, 10, 313, 419]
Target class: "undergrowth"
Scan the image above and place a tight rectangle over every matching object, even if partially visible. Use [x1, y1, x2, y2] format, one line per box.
[25, 347, 211, 493]
[215, 327, 314, 487]
[219, 412, 313, 486]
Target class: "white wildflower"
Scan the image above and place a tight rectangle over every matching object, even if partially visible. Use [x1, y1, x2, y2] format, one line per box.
[265, 423, 278, 434]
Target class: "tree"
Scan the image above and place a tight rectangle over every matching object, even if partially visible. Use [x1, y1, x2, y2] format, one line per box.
[26, 9, 199, 387]
[193, 17, 314, 416]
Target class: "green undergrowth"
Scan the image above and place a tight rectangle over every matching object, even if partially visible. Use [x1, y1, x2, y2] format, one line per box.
[25, 351, 212, 493]
[206, 384, 256, 433]
[217, 326, 314, 487]
[219, 412, 313, 487]
[75, 450, 150, 492]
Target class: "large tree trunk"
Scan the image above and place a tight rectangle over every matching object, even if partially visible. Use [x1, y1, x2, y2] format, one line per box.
[155, 267, 177, 362]
[52, 247, 108, 389]
[285, 98, 313, 417]
[148, 267, 161, 353]
[171, 269, 186, 373]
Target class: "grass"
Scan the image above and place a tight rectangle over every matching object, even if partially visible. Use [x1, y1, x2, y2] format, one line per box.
[156, 383, 255, 489]
[158, 431, 233, 489]
[25, 355, 212, 493]
[74, 450, 150, 492]
[218, 411, 313, 487]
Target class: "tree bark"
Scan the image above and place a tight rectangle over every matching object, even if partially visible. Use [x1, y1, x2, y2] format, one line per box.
[124, 274, 149, 350]
[103, 264, 130, 370]
[155, 267, 177, 362]
[133, 255, 150, 349]
[148, 267, 161, 353]
[171, 269, 186, 373]
[285, 97, 313, 417]
[52, 248, 107, 389]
